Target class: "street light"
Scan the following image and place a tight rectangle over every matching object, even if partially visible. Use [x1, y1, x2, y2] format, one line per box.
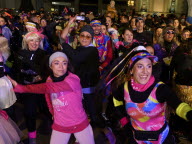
[127, 0, 134, 6]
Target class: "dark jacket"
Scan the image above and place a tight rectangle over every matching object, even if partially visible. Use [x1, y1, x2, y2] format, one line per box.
[170, 52, 192, 85]
[62, 43, 100, 88]
[10, 48, 49, 84]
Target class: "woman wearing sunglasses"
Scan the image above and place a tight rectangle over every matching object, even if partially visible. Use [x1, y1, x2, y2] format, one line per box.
[153, 27, 179, 84]
[61, 25, 100, 126]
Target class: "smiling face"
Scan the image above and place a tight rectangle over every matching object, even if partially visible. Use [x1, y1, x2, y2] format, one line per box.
[27, 38, 41, 51]
[131, 58, 152, 85]
[79, 31, 92, 47]
[122, 30, 133, 43]
[50, 57, 68, 77]
[92, 24, 101, 35]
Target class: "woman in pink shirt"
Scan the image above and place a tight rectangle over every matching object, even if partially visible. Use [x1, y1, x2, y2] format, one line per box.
[9, 51, 95, 144]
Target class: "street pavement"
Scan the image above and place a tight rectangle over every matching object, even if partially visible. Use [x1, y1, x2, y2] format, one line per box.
[14, 102, 192, 144]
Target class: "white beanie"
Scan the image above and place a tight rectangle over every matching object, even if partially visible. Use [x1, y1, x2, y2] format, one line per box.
[49, 52, 68, 66]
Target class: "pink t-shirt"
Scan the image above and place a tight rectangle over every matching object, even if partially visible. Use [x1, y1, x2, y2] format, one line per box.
[14, 72, 89, 133]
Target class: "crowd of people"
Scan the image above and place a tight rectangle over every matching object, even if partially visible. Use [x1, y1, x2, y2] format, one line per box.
[0, 4, 192, 144]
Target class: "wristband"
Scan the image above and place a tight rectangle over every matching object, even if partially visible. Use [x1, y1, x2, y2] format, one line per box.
[120, 117, 129, 127]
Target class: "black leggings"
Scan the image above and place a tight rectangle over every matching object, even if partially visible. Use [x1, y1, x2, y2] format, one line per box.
[22, 93, 50, 132]
[83, 93, 96, 122]
[4, 105, 16, 122]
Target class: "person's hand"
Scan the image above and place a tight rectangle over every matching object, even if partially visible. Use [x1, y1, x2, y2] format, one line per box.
[68, 16, 77, 25]
[7, 75, 18, 87]
[0, 110, 9, 120]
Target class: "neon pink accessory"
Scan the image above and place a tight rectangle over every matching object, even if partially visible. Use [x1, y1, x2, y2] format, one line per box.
[25, 31, 45, 39]
[28, 131, 36, 138]
[0, 110, 9, 120]
[119, 117, 129, 127]
[131, 76, 155, 92]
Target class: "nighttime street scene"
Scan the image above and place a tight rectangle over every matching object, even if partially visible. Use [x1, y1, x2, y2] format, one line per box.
[0, 0, 192, 143]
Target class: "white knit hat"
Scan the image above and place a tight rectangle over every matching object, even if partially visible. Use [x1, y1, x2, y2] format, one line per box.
[49, 52, 68, 66]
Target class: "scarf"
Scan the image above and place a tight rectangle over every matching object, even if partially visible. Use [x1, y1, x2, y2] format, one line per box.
[131, 76, 155, 92]
[50, 71, 68, 82]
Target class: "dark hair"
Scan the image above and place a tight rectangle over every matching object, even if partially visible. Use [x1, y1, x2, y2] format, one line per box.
[155, 26, 163, 31]
[106, 16, 114, 23]
[91, 18, 102, 22]
[121, 15, 129, 21]
[166, 19, 173, 26]
[0, 16, 8, 25]
[122, 28, 133, 35]
[40, 17, 47, 22]
[29, 14, 37, 21]
[173, 18, 182, 32]
[0, 16, 11, 29]
[145, 44, 154, 48]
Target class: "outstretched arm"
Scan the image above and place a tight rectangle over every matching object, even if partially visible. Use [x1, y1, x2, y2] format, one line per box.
[157, 84, 192, 122]
[8, 76, 73, 94]
[113, 84, 129, 127]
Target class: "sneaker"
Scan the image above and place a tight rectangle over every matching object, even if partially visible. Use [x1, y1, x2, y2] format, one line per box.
[105, 127, 116, 144]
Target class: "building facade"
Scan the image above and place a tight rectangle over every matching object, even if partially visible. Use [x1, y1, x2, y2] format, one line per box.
[0, 0, 188, 16]
[134, 0, 187, 15]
